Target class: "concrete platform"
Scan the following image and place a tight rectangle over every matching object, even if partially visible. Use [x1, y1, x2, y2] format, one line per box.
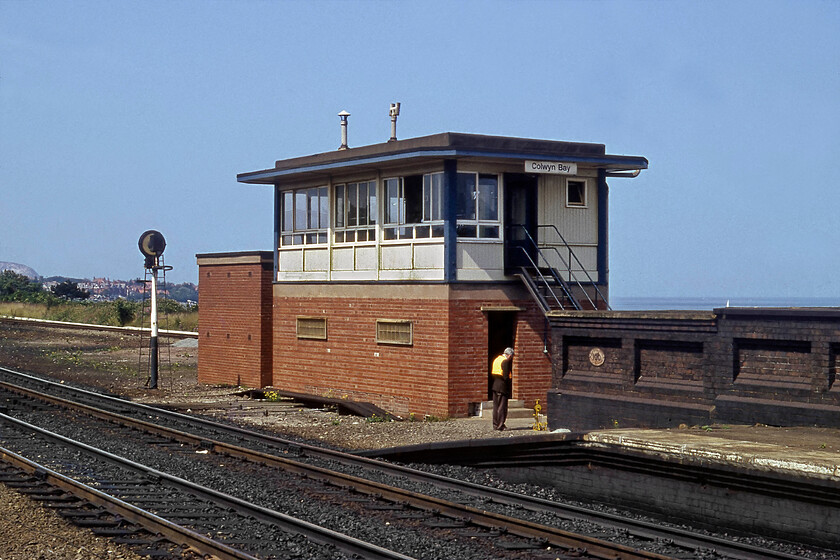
[583, 424, 840, 482]
[368, 421, 840, 485]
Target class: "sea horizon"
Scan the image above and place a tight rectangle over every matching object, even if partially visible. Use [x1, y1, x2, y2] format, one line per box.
[609, 296, 840, 311]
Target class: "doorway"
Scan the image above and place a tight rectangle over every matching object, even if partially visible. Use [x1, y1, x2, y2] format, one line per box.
[503, 173, 538, 274]
[487, 311, 516, 399]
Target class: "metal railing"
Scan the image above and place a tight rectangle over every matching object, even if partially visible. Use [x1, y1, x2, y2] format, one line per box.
[514, 245, 580, 312]
[512, 225, 610, 312]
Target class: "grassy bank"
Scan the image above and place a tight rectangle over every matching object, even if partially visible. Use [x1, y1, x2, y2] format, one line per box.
[0, 301, 198, 332]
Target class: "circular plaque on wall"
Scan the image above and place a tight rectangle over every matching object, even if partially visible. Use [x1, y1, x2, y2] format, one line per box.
[589, 347, 606, 367]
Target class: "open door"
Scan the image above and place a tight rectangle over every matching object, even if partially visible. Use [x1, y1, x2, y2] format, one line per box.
[504, 173, 538, 274]
[487, 311, 516, 399]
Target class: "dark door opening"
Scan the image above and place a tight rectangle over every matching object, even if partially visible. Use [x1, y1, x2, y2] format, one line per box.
[504, 173, 538, 274]
[487, 311, 516, 400]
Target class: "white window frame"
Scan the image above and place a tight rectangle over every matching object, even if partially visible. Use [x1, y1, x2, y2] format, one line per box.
[382, 173, 445, 242]
[566, 178, 588, 208]
[456, 171, 500, 239]
[334, 180, 377, 244]
[280, 186, 329, 246]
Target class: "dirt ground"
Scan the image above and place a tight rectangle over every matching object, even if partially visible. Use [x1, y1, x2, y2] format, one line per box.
[0, 322, 544, 450]
[1, 320, 839, 559]
[3, 321, 840, 452]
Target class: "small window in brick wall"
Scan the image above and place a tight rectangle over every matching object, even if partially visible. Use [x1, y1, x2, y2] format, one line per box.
[296, 317, 327, 340]
[376, 320, 413, 346]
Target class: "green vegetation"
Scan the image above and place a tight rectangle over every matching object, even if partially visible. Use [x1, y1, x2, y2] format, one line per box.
[0, 299, 198, 331]
[0, 270, 198, 331]
[50, 280, 90, 300]
[0, 270, 49, 303]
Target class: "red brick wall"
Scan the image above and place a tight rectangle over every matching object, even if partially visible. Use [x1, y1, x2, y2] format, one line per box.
[272, 288, 451, 417]
[197, 253, 273, 388]
[272, 284, 553, 418]
[196, 262, 555, 418]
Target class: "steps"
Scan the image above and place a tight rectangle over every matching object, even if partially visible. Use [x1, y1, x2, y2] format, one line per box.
[478, 400, 532, 420]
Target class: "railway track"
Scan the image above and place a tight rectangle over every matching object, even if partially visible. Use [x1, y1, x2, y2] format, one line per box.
[0, 364, 830, 560]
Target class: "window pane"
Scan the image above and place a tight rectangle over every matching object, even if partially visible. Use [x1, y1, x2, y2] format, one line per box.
[295, 191, 307, 230]
[431, 224, 445, 237]
[368, 181, 377, 225]
[568, 180, 586, 206]
[423, 175, 431, 221]
[309, 188, 321, 229]
[358, 182, 368, 225]
[347, 183, 358, 227]
[404, 175, 422, 224]
[432, 173, 443, 220]
[478, 174, 498, 221]
[479, 225, 499, 238]
[386, 178, 401, 224]
[457, 224, 477, 237]
[319, 187, 328, 228]
[335, 185, 345, 228]
[282, 191, 293, 232]
[456, 173, 476, 220]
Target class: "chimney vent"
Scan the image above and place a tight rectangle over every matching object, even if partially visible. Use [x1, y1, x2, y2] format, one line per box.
[338, 110, 350, 150]
[388, 103, 400, 142]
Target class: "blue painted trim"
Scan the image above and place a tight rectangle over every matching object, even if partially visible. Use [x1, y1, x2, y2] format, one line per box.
[597, 168, 608, 287]
[238, 149, 647, 184]
[443, 160, 458, 283]
[273, 186, 280, 279]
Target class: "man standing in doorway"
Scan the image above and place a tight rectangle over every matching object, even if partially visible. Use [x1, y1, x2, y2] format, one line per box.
[491, 347, 514, 431]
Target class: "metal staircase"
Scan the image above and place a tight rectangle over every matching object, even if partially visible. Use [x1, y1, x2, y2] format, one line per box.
[512, 225, 610, 314]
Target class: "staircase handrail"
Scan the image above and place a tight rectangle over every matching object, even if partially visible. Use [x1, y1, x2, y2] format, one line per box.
[515, 247, 570, 311]
[516, 225, 610, 310]
[537, 224, 611, 310]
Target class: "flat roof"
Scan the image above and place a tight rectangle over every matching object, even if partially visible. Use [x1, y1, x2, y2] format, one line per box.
[238, 132, 648, 185]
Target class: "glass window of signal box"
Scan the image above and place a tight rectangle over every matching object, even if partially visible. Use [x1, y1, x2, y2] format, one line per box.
[382, 173, 445, 241]
[281, 186, 328, 246]
[335, 180, 377, 243]
[456, 172, 499, 238]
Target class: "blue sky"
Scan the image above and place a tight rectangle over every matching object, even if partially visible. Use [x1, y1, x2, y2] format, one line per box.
[1, 0, 838, 299]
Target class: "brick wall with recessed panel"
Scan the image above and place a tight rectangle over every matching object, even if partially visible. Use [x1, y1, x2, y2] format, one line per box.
[547, 308, 840, 430]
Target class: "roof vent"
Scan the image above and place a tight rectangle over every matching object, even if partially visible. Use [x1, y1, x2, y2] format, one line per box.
[388, 103, 400, 142]
[338, 110, 350, 150]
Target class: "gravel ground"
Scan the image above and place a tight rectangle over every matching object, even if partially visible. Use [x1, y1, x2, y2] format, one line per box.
[0, 483, 144, 560]
[0, 322, 543, 559]
[1, 321, 838, 559]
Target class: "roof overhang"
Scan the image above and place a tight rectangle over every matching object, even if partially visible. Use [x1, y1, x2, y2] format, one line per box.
[237, 132, 648, 185]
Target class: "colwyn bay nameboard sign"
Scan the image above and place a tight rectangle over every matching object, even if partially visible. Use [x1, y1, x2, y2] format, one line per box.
[525, 160, 578, 175]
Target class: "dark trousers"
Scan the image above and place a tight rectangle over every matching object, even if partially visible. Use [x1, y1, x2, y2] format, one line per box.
[492, 391, 509, 430]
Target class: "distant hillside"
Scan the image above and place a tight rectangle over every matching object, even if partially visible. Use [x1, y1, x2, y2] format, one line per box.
[0, 262, 39, 279]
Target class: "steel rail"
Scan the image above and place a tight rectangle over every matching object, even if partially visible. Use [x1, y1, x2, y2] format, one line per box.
[0, 412, 416, 560]
[0, 366, 819, 559]
[0, 445, 258, 560]
[0, 380, 673, 559]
